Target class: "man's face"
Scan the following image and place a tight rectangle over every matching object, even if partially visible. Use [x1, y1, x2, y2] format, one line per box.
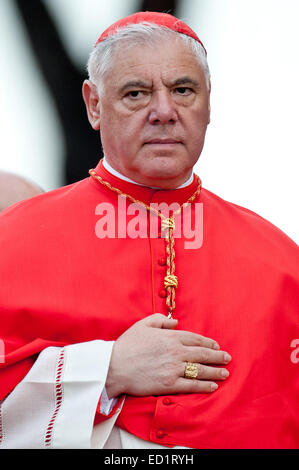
[84, 37, 211, 189]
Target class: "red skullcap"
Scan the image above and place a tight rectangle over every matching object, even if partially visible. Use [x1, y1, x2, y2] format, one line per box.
[95, 11, 207, 55]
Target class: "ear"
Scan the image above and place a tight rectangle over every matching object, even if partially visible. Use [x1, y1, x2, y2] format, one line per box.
[207, 79, 211, 125]
[82, 80, 101, 130]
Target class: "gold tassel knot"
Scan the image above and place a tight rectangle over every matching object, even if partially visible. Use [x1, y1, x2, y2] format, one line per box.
[164, 274, 178, 289]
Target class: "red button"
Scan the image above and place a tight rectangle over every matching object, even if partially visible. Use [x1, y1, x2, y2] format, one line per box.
[159, 289, 167, 298]
[156, 429, 166, 439]
[158, 258, 166, 266]
[162, 398, 172, 406]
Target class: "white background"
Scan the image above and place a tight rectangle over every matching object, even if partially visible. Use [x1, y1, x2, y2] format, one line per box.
[0, 0, 298, 242]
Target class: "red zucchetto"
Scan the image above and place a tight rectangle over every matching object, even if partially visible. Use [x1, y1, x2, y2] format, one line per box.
[95, 11, 207, 54]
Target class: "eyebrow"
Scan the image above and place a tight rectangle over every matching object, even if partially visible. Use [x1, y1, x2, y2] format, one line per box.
[119, 80, 151, 94]
[169, 76, 201, 88]
[118, 76, 201, 95]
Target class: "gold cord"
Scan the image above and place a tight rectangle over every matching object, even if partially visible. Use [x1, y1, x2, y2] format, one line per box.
[89, 169, 202, 319]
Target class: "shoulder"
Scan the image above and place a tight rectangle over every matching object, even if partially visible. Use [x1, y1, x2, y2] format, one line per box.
[0, 177, 100, 226]
[201, 187, 296, 242]
[200, 187, 298, 272]
[0, 178, 102, 251]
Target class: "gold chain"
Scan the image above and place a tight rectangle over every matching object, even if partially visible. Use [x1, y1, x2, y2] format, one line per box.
[89, 169, 202, 319]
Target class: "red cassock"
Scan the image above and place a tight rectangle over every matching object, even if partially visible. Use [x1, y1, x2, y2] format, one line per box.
[0, 160, 298, 449]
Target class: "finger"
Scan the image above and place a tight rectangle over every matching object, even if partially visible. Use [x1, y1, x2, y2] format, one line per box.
[174, 377, 219, 394]
[181, 363, 229, 381]
[178, 331, 220, 350]
[145, 313, 178, 330]
[184, 346, 232, 364]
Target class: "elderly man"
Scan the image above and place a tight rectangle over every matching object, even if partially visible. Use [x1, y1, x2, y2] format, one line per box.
[0, 12, 298, 449]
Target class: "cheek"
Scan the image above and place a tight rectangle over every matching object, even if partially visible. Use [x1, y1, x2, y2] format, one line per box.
[185, 116, 209, 154]
[189, 106, 210, 133]
[103, 108, 141, 137]
[100, 119, 141, 160]
[100, 115, 125, 142]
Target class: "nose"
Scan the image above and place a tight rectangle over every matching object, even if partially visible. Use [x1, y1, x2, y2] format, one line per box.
[148, 90, 178, 125]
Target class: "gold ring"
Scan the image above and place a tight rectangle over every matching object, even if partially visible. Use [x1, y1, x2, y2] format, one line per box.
[184, 362, 198, 379]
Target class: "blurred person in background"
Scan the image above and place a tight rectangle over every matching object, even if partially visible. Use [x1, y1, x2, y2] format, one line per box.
[0, 12, 298, 449]
[0, 170, 43, 212]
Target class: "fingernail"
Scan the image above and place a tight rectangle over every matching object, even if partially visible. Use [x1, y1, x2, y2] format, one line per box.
[221, 369, 229, 378]
[213, 343, 220, 350]
[211, 383, 218, 391]
[224, 353, 231, 362]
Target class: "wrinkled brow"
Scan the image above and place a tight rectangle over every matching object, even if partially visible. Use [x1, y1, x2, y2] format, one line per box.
[169, 76, 201, 88]
[119, 80, 151, 94]
[118, 76, 201, 95]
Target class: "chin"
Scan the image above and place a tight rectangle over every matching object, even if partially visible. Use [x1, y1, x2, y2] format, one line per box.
[139, 168, 189, 189]
[143, 167, 180, 180]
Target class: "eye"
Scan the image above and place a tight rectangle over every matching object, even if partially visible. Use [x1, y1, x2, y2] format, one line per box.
[174, 87, 193, 96]
[125, 90, 146, 99]
[128, 91, 140, 98]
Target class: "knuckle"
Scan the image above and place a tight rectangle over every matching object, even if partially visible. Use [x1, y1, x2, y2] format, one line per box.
[161, 365, 178, 387]
[149, 313, 164, 323]
[197, 335, 213, 348]
[199, 348, 209, 362]
[194, 380, 210, 393]
[201, 381, 214, 393]
[214, 351, 223, 363]
[169, 342, 184, 359]
[196, 364, 204, 376]
[161, 377, 174, 388]
[195, 335, 203, 346]
[186, 379, 199, 392]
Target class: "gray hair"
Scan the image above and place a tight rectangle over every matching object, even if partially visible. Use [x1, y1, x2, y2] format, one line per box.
[87, 22, 210, 95]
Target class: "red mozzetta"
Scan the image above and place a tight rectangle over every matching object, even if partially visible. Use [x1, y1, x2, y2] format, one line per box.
[0, 160, 298, 448]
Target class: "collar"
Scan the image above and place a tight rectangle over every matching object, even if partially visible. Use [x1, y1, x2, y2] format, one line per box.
[90, 159, 201, 207]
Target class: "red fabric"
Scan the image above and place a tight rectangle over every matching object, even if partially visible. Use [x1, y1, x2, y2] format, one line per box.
[95, 11, 207, 54]
[0, 160, 298, 448]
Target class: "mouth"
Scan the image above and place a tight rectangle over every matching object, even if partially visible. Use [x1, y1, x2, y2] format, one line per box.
[144, 139, 181, 145]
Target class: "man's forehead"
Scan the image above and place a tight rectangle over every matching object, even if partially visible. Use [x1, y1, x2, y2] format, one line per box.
[107, 41, 205, 90]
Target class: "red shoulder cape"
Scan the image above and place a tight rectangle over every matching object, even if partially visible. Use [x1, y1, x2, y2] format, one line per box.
[0, 162, 298, 448]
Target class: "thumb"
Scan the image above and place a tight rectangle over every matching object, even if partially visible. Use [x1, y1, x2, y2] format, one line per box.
[145, 313, 178, 329]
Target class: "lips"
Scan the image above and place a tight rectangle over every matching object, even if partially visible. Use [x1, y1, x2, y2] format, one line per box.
[144, 139, 181, 144]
